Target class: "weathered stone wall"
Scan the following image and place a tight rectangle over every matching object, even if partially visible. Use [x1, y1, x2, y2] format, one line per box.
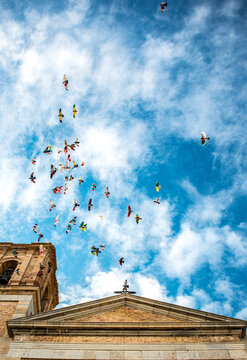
[0, 302, 17, 337]
[0, 295, 34, 360]
[8, 341, 247, 359]
[73, 307, 180, 322]
[15, 334, 240, 344]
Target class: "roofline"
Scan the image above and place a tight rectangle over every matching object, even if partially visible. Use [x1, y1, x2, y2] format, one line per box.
[7, 293, 247, 324]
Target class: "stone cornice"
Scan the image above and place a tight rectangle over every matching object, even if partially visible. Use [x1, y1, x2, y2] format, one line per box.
[7, 294, 247, 339]
[0, 285, 41, 313]
[8, 294, 247, 323]
[7, 320, 246, 338]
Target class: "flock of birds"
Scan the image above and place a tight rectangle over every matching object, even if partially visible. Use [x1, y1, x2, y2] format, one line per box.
[23, 2, 211, 277]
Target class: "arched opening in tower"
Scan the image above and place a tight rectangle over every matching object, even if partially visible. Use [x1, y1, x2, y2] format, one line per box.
[0, 260, 18, 285]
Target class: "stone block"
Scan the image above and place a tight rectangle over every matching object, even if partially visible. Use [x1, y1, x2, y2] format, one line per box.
[162, 351, 177, 359]
[82, 350, 96, 359]
[176, 351, 190, 359]
[96, 350, 111, 359]
[125, 351, 142, 359]
[110, 350, 125, 359]
[198, 350, 230, 359]
[142, 350, 164, 359]
[228, 350, 247, 359]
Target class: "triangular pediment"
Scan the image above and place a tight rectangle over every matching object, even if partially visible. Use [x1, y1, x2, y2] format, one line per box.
[7, 294, 247, 339]
[70, 307, 181, 322]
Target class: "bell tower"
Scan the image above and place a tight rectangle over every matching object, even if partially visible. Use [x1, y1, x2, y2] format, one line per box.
[0, 242, 58, 317]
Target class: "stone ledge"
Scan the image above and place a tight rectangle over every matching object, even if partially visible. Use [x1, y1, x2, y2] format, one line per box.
[9, 341, 246, 351]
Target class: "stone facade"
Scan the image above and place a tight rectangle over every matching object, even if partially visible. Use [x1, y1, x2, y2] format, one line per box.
[0, 242, 247, 359]
[0, 242, 58, 360]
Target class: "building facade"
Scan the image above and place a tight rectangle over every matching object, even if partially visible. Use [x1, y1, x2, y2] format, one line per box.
[1, 242, 247, 359]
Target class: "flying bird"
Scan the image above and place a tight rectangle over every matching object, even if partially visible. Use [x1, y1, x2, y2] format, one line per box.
[64, 175, 74, 182]
[73, 199, 80, 211]
[160, 1, 167, 13]
[154, 198, 160, 204]
[81, 161, 86, 167]
[50, 165, 57, 179]
[100, 243, 105, 251]
[38, 230, 43, 242]
[74, 138, 80, 147]
[92, 183, 96, 191]
[64, 183, 68, 195]
[135, 214, 142, 224]
[58, 108, 64, 123]
[64, 139, 69, 154]
[201, 132, 210, 146]
[66, 216, 77, 233]
[105, 187, 110, 198]
[54, 215, 59, 227]
[31, 157, 36, 165]
[43, 144, 52, 154]
[59, 160, 71, 172]
[78, 177, 84, 186]
[66, 224, 72, 234]
[33, 224, 38, 233]
[88, 198, 93, 211]
[91, 246, 101, 256]
[127, 205, 133, 217]
[79, 222, 87, 231]
[63, 74, 68, 91]
[99, 215, 104, 220]
[49, 200, 56, 211]
[119, 257, 124, 266]
[52, 186, 63, 194]
[73, 104, 78, 118]
[29, 172, 36, 183]
[155, 182, 161, 192]
[72, 161, 78, 169]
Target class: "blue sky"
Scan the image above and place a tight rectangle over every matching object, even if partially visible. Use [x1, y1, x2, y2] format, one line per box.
[0, 0, 247, 318]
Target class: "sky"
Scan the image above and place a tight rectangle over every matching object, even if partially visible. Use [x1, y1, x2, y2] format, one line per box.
[0, 0, 247, 319]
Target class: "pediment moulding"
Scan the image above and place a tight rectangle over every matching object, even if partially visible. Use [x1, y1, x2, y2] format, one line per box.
[7, 294, 247, 339]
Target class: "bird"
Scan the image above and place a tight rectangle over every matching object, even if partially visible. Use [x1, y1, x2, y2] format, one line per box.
[201, 132, 210, 146]
[78, 177, 84, 186]
[52, 186, 63, 194]
[58, 108, 64, 123]
[33, 224, 38, 233]
[73, 104, 78, 118]
[38, 230, 43, 242]
[79, 222, 87, 231]
[160, 1, 167, 13]
[54, 215, 59, 227]
[63, 74, 68, 91]
[49, 200, 56, 211]
[127, 205, 133, 217]
[50, 165, 57, 179]
[43, 144, 52, 154]
[29, 172, 36, 183]
[74, 138, 80, 147]
[88, 199, 93, 211]
[105, 187, 110, 198]
[135, 214, 142, 224]
[119, 257, 124, 266]
[73, 199, 80, 211]
[31, 157, 36, 165]
[155, 182, 161, 192]
[154, 198, 160, 204]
